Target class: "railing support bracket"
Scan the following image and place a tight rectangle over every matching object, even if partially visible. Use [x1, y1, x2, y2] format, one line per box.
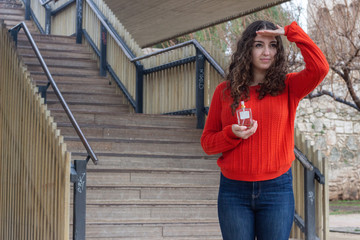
[195, 48, 205, 129]
[71, 159, 88, 240]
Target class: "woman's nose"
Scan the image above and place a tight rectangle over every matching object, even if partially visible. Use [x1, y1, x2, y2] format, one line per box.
[263, 46, 270, 55]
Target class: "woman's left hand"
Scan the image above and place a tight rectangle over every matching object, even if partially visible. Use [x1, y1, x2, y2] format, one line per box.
[256, 25, 285, 37]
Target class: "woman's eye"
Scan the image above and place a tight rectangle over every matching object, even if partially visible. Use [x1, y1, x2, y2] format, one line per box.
[270, 43, 277, 48]
[255, 43, 263, 48]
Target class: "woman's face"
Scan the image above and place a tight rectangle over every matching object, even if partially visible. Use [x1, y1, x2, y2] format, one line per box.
[251, 34, 277, 74]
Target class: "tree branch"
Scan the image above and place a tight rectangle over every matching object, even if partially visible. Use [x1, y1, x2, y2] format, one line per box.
[342, 68, 360, 109]
[330, 66, 345, 79]
[306, 90, 360, 112]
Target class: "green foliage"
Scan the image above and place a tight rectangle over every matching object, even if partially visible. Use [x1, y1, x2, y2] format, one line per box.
[152, 3, 299, 56]
[330, 200, 360, 215]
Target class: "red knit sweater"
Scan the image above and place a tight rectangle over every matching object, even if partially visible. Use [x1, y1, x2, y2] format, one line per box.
[200, 22, 329, 181]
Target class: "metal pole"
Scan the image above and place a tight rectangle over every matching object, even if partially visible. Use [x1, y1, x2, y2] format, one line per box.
[76, 0, 83, 44]
[72, 160, 87, 240]
[100, 23, 107, 76]
[25, 0, 31, 20]
[135, 63, 144, 113]
[195, 48, 205, 129]
[304, 168, 318, 240]
[45, 5, 51, 34]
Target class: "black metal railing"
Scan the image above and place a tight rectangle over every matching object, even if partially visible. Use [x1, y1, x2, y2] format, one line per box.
[294, 147, 325, 240]
[9, 21, 97, 240]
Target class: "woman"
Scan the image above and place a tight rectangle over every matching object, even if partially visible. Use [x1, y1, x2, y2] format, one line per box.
[200, 20, 329, 240]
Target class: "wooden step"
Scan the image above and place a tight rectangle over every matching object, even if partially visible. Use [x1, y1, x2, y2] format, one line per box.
[22, 56, 98, 69]
[65, 138, 207, 156]
[47, 102, 130, 114]
[27, 65, 100, 76]
[0, 14, 24, 21]
[17, 32, 76, 44]
[46, 92, 125, 104]
[4, 20, 39, 32]
[59, 124, 201, 142]
[83, 187, 218, 203]
[0, 0, 23, 9]
[84, 171, 219, 187]
[46, 83, 119, 94]
[52, 112, 197, 129]
[32, 73, 111, 85]
[73, 223, 221, 239]
[81, 204, 218, 224]
[17, 47, 92, 59]
[18, 40, 90, 52]
[83, 155, 218, 171]
[0, 8, 24, 16]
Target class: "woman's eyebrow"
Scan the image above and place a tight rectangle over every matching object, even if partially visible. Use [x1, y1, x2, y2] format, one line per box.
[253, 40, 277, 43]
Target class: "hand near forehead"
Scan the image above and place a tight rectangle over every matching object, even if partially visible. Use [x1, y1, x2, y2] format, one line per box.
[256, 25, 285, 37]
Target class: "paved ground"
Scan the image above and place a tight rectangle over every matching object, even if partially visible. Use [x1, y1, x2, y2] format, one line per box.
[329, 214, 360, 239]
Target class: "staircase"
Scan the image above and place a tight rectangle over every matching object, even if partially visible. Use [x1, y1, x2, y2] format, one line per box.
[1, 0, 222, 239]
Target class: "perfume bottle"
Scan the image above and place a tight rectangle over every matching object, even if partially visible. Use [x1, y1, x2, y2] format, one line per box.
[236, 101, 253, 128]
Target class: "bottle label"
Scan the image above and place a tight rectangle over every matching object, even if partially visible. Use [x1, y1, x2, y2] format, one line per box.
[240, 111, 250, 119]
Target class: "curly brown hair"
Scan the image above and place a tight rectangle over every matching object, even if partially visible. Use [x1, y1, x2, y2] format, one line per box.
[226, 20, 287, 114]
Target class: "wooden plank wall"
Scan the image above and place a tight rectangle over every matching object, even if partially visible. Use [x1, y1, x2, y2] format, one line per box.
[0, 23, 71, 240]
[30, 0, 46, 31]
[290, 128, 329, 240]
[51, 0, 77, 36]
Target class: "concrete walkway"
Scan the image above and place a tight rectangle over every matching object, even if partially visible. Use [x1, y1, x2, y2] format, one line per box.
[329, 214, 360, 239]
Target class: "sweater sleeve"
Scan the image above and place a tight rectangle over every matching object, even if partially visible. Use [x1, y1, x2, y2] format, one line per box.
[284, 21, 329, 100]
[200, 83, 242, 155]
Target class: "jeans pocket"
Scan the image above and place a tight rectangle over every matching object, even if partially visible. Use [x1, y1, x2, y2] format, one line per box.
[285, 168, 293, 181]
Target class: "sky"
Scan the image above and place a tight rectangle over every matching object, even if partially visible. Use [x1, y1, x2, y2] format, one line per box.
[283, 0, 308, 31]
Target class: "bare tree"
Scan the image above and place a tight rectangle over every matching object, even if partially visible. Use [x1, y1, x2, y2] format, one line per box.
[308, 0, 360, 111]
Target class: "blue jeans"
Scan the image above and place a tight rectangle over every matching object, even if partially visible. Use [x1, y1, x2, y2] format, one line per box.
[218, 169, 294, 240]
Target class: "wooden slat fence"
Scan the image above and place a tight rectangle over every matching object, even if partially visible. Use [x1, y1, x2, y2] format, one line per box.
[0, 22, 71, 240]
[141, 42, 227, 113]
[29, 0, 46, 31]
[51, 0, 77, 36]
[291, 128, 329, 239]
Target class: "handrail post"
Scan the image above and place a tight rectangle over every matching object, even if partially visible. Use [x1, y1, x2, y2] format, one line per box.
[9, 27, 20, 46]
[71, 159, 88, 240]
[135, 63, 144, 113]
[304, 167, 318, 240]
[44, 4, 51, 34]
[195, 48, 205, 129]
[76, 0, 83, 44]
[100, 23, 107, 76]
[25, 0, 31, 20]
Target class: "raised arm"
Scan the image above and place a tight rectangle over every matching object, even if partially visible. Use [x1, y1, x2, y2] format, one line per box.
[284, 21, 329, 99]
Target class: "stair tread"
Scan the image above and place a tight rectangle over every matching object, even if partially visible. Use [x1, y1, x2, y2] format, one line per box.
[78, 199, 218, 205]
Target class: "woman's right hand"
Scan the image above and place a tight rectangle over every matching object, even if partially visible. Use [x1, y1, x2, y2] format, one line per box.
[231, 121, 258, 139]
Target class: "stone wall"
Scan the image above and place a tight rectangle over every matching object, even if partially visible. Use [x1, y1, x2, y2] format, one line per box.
[295, 81, 360, 200]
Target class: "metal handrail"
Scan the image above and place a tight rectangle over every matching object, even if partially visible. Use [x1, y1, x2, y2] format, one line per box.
[9, 22, 98, 165]
[41, 0, 53, 6]
[131, 40, 226, 77]
[86, 0, 136, 60]
[85, 0, 225, 78]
